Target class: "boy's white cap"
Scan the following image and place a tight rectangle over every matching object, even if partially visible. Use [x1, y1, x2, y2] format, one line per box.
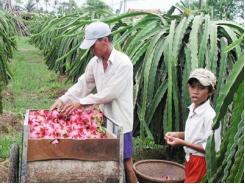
[188, 68, 217, 89]
[79, 21, 111, 49]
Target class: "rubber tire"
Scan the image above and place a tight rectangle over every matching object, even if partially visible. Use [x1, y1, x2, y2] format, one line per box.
[8, 143, 19, 183]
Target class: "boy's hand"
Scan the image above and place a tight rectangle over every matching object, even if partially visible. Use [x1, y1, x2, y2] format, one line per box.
[164, 132, 179, 140]
[165, 132, 177, 137]
[165, 135, 185, 147]
[164, 132, 175, 143]
[50, 99, 64, 111]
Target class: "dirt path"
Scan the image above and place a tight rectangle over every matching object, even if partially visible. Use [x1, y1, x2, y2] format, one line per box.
[0, 159, 9, 182]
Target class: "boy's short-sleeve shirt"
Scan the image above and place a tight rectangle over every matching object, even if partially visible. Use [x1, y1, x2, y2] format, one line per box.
[184, 100, 220, 161]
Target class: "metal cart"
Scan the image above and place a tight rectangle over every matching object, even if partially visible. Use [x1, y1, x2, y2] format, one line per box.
[8, 110, 124, 183]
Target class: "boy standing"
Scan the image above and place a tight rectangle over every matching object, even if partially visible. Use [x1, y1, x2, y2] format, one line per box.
[165, 68, 220, 183]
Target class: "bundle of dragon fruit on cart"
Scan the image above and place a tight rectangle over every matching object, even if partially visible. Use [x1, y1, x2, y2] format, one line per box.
[28, 106, 107, 139]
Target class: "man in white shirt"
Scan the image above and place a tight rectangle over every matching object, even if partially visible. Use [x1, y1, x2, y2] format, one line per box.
[50, 21, 137, 182]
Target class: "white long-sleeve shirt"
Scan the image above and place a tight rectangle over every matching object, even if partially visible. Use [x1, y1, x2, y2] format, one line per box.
[59, 49, 133, 133]
[184, 100, 221, 161]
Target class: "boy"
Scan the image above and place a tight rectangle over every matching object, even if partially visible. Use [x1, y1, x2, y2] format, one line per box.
[165, 68, 220, 183]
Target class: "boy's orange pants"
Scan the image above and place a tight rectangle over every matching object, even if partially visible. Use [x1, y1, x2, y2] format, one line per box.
[184, 154, 206, 183]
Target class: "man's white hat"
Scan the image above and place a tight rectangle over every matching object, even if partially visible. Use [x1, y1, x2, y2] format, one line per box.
[79, 21, 111, 49]
[188, 68, 217, 89]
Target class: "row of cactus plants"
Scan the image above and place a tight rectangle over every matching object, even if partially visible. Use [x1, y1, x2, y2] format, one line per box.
[204, 36, 244, 182]
[28, 8, 243, 182]
[29, 10, 243, 138]
[0, 10, 17, 113]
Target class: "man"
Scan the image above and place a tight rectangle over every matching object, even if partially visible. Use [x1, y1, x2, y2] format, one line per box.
[50, 21, 138, 182]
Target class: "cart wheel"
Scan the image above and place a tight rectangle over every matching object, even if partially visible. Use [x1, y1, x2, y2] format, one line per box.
[8, 143, 19, 183]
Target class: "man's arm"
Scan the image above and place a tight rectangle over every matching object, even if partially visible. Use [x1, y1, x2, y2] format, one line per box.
[50, 61, 96, 111]
[59, 61, 96, 104]
[79, 64, 133, 105]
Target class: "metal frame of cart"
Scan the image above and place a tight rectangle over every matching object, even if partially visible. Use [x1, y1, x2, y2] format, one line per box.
[8, 109, 124, 183]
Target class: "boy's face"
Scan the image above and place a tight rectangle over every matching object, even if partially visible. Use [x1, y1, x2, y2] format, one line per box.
[188, 82, 211, 107]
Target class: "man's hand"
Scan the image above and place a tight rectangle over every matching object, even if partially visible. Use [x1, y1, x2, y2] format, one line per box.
[165, 135, 185, 147]
[60, 102, 83, 116]
[50, 99, 64, 111]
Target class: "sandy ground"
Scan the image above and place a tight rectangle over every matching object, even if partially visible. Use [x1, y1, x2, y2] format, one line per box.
[0, 159, 9, 182]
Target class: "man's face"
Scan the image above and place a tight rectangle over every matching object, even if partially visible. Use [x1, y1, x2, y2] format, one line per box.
[90, 37, 108, 58]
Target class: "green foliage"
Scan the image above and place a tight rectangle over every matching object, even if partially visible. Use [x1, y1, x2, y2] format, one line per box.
[207, 0, 244, 21]
[225, 33, 244, 53]
[212, 56, 244, 129]
[29, 9, 243, 182]
[134, 136, 163, 150]
[81, 0, 113, 19]
[3, 37, 72, 115]
[0, 0, 3, 9]
[205, 134, 216, 179]
[0, 10, 17, 113]
[178, 0, 244, 22]
[1, 37, 72, 160]
[204, 80, 244, 182]
[0, 134, 21, 158]
[15, 0, 36, 12]
[30, 10, 243, 136]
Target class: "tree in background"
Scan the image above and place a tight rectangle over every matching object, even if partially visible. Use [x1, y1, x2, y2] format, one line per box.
[3, 0, 29, 35]
[55, 0, 112, 17]
[176, 0, 244, 22]
[44, 0, 49, 12]
[69, 0, 78, 9]
[53, 0, 58, 12]
[0, 0, 4, 9]
[207, 0, 244, 21]
[15, 0, 36, 12]
[35, 0, 39, 11]
[57, 0, 78, 15]
[25, 0, 36, 12]
[57, 1, 69, 14]
[81, 0, 113, 18]
[85, 0, 112, 10]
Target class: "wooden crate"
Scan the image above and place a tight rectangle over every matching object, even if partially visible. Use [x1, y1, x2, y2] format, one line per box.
[20, 110, 124, 183]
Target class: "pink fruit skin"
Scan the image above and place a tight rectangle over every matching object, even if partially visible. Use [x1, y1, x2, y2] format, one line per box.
[28, 107, 106, 140]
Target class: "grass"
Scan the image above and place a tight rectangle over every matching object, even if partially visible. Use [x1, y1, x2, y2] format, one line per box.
[0, 37, 71, 158]
[0, 134, 21, 158]
[3, 37, 71, 114]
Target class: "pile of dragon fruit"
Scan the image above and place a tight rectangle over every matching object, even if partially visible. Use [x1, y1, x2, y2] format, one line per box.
[28, 106, 107, 139]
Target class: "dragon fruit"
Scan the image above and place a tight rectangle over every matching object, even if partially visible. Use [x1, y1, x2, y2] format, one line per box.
[28, 106, 107, 140]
